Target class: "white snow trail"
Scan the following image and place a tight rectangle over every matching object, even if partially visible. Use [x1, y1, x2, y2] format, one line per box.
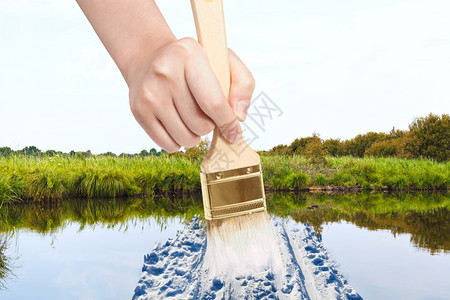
[133, 217, 362, 300]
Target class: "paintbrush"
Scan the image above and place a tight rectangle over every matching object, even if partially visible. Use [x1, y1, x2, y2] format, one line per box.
[190, 0, 268, 226]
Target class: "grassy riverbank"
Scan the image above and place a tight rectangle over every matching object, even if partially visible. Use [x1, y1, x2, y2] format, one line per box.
[0, 155, 448, 203]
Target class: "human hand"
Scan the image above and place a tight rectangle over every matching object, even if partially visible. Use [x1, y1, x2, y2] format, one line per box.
[125, 38, 255, 153]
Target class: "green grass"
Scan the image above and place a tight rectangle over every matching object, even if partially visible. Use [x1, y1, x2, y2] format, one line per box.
[261, 155, 449, 191]
[0, 155, 448, 203]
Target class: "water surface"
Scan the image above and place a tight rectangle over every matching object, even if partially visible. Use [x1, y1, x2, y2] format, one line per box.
[0, 192, 448, 299]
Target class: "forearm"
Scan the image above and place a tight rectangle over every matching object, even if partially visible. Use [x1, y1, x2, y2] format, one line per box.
[76, 0, 175, 85]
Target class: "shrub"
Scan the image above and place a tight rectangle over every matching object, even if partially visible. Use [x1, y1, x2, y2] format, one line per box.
[24, 169, 66, 200]
[323, 139, 344, 157]
[342, 132, 389, 157]
[67, 168, 131, 198]
[269, 144, 290, 156]
[287, 172, 310, 189]
[314, 174, 327, 186]
[289, 136, 319, 155]
[304, 139, 327, 164]
[331, 172, 353, 186]
[364, 138, 404, 157]
[184, 138, 209, 161]
[403, 113, 449, 161]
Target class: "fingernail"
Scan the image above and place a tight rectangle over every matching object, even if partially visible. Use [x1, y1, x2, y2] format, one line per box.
[237, 101, 249, 121]
[224, 124, 242, 144]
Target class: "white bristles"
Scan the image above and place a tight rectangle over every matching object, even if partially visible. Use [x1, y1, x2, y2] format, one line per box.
[205, 212, 282, 278]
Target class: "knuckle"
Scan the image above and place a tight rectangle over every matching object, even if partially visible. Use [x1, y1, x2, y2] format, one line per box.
[242, 73, 256, 92]
[173, 37, 200, 57]
[218, 117, 238, 133]
[200, 121, 215, 135]
[178, 37, 197, 46]
[184, 136, 201, 149]
[129, 94, 145, 118]
[192, 121, 215, 136]
[150, 56, 172, 78]
[164, 144, 180, 153]
[205, 98, 223, 113]
[129, 88, 159, 119]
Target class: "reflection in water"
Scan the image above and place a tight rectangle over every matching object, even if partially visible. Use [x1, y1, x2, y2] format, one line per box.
[0, 195, 203, 290]
[0, 233, 16, 290]
[267, 192, 450, 254]
[0, 195, 203, 235]
[1, 192, 448, 255]
[0, 191, 448, 291]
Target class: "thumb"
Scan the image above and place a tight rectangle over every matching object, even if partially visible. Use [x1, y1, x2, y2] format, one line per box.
[228, 49, 255, 122]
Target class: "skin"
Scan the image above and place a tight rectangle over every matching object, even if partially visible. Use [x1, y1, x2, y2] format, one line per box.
[76, 0, 255, 152]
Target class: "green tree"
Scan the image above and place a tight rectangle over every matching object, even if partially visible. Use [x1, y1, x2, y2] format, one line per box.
[149, 148, 158, 156]
[270, 144, 290, 155]
[289, 134, 320, 155]
[403, 113, 449, 161]
[364, 138, 404, 157]
[101, 152, 117, 157]
[343, 132, 388, 157]
[323, 138, 344, 157]
[388, 127, 406, 139]
[75, 150, 92, 158]
[44, 150, 57, 157]
[21, 146, 41, 156]
[304, 138, 327, 164]
[139, 150, 149, 157]
[0, 147, 13, 157]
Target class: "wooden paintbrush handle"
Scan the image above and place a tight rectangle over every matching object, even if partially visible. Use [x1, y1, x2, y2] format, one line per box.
[191, 0, 230, 100]
[191, 0, 260, 172]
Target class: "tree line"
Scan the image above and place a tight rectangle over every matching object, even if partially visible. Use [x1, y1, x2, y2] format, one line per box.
[268, 113, 449, 162]
[0, 146, 167, 158]
[1, 113, 448, 162]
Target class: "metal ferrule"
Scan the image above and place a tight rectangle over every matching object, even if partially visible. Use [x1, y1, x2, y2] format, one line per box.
[200, 164, 266, 220]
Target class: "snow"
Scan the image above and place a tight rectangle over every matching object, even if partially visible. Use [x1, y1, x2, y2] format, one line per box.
[133, 216, 362, 300]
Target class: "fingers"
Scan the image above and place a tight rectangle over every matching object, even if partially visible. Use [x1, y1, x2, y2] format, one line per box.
[131, 97, 201, 152]
[156, 101, 201, 149]
[185, 47, 242, 143]
[149, 119, 181, 153]
[171, 78, 215, 137]
[228, 49, 255, 121]
[128, 39, 254, 151]
[132, 107, 181, 153]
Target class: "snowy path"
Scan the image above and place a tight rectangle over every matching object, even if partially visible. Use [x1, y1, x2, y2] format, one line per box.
[133, 217, 362, 299]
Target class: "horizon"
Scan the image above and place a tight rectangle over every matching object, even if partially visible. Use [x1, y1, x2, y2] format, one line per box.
[0, 111, 441, 155]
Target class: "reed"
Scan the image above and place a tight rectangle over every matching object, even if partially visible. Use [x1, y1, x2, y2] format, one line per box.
[0, 155, 448, 202]
[261, 155, 449, 191]
[0, 233, 15, 290]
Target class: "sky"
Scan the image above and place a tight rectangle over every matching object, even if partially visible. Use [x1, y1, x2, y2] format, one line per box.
[0, 0, 449, 154]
